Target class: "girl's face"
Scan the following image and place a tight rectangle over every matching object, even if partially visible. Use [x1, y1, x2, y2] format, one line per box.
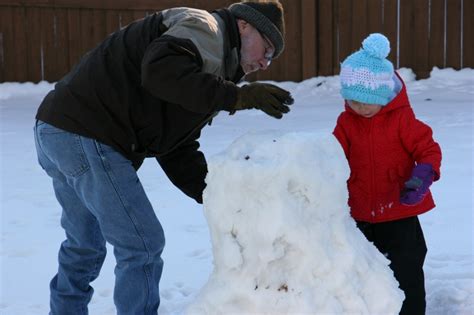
[347, 100, 382, 118]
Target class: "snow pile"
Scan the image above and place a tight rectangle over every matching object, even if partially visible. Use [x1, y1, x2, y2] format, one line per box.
[396, 67, 416, 83]
[186, 131, 404, 314]
[428, 66, 474, 82]
[0, 81, 53, 100]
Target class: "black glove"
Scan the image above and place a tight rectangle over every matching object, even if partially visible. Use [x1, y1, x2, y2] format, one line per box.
[233, 83, 294, 119]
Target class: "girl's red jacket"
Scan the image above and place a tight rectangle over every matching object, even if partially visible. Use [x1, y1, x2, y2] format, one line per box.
[333, 74, 442, 223]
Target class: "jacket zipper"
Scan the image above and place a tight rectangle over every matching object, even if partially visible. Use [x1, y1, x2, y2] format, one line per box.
[369, 118, 376, 219]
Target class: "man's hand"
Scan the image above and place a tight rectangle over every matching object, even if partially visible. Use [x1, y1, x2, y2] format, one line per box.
[234, 83, 294, 119]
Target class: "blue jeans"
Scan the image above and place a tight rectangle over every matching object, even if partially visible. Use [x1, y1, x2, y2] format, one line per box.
[34, 120, 165, 315]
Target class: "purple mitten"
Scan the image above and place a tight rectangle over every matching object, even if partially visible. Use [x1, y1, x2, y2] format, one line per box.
[400, 163, 434, 206]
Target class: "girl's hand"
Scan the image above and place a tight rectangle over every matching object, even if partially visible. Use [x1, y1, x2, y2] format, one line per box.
[400, 163, 434, 206]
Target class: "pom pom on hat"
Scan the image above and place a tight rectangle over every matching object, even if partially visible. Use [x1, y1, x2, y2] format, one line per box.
[362, 33, 391, 59]
[339, 33, 395, 106]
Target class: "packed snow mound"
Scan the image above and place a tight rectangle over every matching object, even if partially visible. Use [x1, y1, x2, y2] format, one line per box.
[186, 131, 404, 314]
[0, 81, 53, 100]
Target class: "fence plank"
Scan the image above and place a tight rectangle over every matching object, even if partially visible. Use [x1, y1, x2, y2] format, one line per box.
[330, 0, 338, 74]
[337, 0, 353, 67]
[313, 0, 319, 76]
[0, 7, 13, 82]
[191, 0, 233, 11]
[413, 0, 429, 78]
[464, 0, 474, 68]
[446, 0, 462, 69]
[132, 10, 147, 21]
[318, 0, 334, 75]
[40, 7, 58, 81]
[83, 9, 106, 52]
[301, 0, 317, 80]
[67, 8, 82, 69]
[382, 0, 398, 67]
[0, 0, 191, 10]
[119, 10, 137, 28]
[93, 9, 107, 48]
[399, 0, 414, 70]
[367, 0, 383, 34]
[25, 7, 42, 82]
[283, 0, 301, 81]
[429, 0, 445, 69]
[11, 7, 29, 81]
[79, 9, 93, 54]
[351, 0, 368, 52]
[54, 8, 71, 79]
[105, 10, 121, 35]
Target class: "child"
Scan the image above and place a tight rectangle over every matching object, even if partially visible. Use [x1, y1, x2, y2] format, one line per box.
[333, 33, 442, 315]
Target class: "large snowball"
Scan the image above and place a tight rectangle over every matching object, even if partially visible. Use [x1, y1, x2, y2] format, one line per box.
[186, 131, 404, 314]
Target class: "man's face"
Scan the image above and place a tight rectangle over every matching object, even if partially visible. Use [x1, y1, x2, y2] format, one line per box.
[237, 20, 275, 74]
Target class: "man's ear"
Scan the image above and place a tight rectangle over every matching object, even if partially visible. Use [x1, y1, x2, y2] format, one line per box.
[236, 19, 249, 34]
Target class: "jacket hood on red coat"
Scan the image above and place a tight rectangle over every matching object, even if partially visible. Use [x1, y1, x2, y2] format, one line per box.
[343, 71, 411, 117]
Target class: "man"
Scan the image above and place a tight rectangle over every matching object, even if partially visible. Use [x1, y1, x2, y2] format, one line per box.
[34, 0, 293, 314]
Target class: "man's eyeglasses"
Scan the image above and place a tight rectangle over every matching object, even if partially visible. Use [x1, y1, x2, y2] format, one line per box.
[258, 31, 275, 66]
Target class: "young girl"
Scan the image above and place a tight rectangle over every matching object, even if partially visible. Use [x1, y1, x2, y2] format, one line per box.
[333, 33, 442, 315]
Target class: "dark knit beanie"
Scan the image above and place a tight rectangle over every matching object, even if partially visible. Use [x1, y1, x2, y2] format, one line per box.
[229, 1, 285, 58]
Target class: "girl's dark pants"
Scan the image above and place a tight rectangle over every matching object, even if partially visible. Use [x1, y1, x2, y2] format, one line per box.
[356, 216, 427, 315]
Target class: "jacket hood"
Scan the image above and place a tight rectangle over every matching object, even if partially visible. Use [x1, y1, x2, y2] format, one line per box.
[344, 71, 411, 116]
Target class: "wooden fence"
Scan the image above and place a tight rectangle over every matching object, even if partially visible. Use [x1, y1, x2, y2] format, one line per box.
[0, 0, 472, 83]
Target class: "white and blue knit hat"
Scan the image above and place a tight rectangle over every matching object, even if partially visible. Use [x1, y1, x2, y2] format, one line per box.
[340, 33, 394, 105]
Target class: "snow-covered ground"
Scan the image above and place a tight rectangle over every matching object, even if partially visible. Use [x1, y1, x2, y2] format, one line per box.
[1, 67, 473, 314]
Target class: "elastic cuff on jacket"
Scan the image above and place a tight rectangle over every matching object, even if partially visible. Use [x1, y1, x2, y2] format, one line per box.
[218, 82, 239, 112]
